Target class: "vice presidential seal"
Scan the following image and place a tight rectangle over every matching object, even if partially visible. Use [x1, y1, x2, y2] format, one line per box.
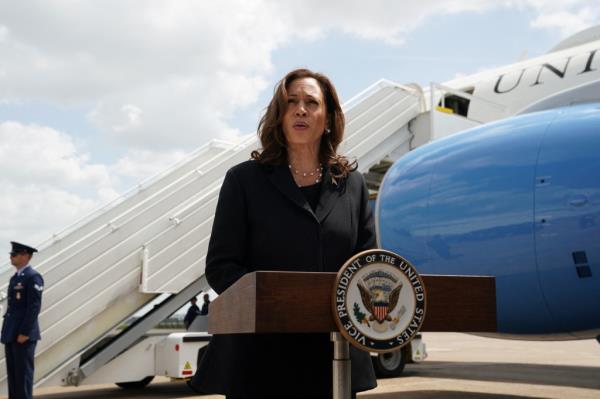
[332, 249, 426, 352]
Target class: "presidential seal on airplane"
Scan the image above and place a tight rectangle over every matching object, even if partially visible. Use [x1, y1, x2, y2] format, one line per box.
[333, 249, 426, 352]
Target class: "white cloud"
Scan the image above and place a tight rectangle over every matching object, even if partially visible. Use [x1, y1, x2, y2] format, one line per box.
[0, 122, 120, 253]
[0, 24, 8, 42]
[86, 73, 256, 149]
[0, 1, 287, 150]
[531, 8, 598, 37]
[112, 104, 143, 133]
[0, 122, 115, 193]
[512, 0, 599, 37]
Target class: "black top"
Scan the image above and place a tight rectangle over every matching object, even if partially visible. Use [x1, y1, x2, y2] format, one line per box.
[183, 304, 200, 329]
[299, 181, 322, 212]
[200, 302, 210, 316]
[192, 160, 377, 398]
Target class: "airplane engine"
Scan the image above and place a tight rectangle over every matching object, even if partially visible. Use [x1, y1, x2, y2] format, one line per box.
[377, 103, 600, 339]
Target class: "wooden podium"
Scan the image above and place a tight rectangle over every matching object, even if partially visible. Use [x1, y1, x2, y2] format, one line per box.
[209, 271, 496, 334]
[208, 271, 496, 398]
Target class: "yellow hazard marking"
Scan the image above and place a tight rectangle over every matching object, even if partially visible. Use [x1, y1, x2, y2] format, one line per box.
[436, 106, 454, 114]
[184, 361, 192, 370]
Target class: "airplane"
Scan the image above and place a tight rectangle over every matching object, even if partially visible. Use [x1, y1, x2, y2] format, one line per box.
[375, 25, 600, 341]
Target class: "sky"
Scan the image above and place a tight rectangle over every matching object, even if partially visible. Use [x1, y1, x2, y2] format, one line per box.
[1, 0, 599, 256]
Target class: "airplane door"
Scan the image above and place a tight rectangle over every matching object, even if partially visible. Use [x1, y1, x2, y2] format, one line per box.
[534, 106, 600, 337]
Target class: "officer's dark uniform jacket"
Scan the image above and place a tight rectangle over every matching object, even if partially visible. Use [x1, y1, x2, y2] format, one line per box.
[192, 161, 377, 398]
[1, 265, 43, 344]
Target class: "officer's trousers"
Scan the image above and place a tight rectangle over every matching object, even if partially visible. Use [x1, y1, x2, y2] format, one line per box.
[5, 340, 36, 399]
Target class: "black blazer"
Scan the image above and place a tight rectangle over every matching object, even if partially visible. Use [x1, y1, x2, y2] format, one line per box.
[192, 160, 377, 398]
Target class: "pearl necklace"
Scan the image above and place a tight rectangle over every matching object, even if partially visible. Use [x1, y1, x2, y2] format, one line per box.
[289, 163, 323, 185]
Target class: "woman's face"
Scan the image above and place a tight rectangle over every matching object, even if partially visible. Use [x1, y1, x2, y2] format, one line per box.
[282, 77, 327, 151]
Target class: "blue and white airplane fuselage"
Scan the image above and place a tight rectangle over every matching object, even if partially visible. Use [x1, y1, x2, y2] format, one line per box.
[376, 26, 600, 340]
[378, 102, 600, 340]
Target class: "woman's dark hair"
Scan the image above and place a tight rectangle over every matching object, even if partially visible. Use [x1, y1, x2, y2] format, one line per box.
[250, 68, 356, 180]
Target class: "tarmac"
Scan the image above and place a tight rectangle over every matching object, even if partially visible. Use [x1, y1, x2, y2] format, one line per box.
[31, 332, 600, 399]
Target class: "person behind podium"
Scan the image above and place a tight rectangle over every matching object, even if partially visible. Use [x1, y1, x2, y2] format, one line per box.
[192, 68, 377, 399]
[183, 296, 200, 330]
[199, 293, 210, 316]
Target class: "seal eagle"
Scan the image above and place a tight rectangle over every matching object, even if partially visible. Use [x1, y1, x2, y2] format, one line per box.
[357, 282, 403, 323]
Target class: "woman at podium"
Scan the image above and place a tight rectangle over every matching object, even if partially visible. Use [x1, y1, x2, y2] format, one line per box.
[192, 68, 377, 399]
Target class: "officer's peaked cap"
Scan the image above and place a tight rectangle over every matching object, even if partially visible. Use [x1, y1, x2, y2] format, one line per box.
[10, 241, 38, 254]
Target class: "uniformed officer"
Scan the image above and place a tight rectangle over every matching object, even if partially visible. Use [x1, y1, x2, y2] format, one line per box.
[1, 242, 44, 399]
